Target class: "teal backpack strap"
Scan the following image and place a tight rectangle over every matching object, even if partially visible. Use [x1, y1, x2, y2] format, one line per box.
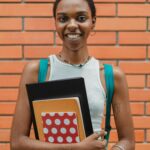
[38, 58, 49, 83]
[104, 64, 114, 144]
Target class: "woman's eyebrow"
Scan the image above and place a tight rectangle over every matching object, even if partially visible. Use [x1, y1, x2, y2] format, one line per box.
[57, 11, 88, 16]
[76, 11, 88, 15]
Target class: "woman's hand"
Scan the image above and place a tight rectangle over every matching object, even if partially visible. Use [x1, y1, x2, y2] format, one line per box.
[77, 131, 107, 150]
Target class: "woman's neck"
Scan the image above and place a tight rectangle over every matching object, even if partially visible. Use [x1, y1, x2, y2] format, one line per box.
[60, 46, 90, 65]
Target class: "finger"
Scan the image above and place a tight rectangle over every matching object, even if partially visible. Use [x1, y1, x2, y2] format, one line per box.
[100, 130, 107, 137]
[87, 131, 107, 141]
[101, 139, 107, 146]
[95, 130, 107, 139]
[87, 133, 100, 140]
[96, 139, 107, 149]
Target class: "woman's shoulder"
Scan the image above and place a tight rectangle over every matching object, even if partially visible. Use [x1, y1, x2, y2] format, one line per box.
[98, 61, 126, 92]
[22, 60, 40, 83]
[113, 66, 126, 82]
[112, 66, 127, 93]
[97, 60, 125, 80]
[24, 60, 39, 71]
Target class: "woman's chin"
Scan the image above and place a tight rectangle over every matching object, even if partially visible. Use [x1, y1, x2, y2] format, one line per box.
[65, 44, 85, 52]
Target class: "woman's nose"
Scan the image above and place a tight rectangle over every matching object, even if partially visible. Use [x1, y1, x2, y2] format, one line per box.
[67, 19, 78, 31]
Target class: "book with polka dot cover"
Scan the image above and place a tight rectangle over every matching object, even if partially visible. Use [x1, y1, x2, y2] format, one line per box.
[26, 77, 93, 142]
[41, 112, 80, 143]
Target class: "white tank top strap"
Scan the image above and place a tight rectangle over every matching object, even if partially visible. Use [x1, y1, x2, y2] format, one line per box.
[48, 54, 55, 80]
[96, 59, 106, 99]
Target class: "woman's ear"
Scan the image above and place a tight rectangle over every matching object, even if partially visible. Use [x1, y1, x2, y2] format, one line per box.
[91, 17, 96, 30]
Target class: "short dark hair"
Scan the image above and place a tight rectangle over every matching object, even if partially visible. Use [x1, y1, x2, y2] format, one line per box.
[53, 0, 96, 19]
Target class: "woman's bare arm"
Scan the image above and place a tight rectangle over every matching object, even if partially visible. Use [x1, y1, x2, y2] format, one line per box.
[111, 67, 135, 150]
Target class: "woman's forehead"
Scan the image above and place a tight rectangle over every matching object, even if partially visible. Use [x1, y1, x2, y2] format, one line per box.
[56, 0, 91, 14]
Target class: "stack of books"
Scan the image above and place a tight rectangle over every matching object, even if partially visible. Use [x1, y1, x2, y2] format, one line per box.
[26, 77, 93, 143]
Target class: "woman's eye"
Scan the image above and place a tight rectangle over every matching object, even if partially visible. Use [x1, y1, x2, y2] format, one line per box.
[58, 16, 68, 23]
[77, 16, 87, 22]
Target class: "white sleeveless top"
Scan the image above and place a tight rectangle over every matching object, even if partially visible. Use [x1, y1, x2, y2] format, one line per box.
[48, 55, 106, 132]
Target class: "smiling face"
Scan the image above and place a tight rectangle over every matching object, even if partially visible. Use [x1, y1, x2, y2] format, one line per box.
[55, 0, 95, 52]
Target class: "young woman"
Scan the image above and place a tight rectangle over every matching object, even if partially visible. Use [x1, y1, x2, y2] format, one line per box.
[10, 0, 135, 149]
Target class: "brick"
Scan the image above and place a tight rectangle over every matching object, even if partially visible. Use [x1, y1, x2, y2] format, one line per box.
[130, 102, 144, 115]
[96, 4, 116, 16]
[0, 61, 26, 73]
[25, 18, 55, 31]
[109, 117, 117, 129]
[0, 144, 9, 150]
[135, 143, 150, 150]
[135, 130, 145, 142]
[109, 130, 118, 142]
[119, 62, 150, 74]
[0, 116, 12, 128]
[133, 117, 150, 129]
[146, 103, 150, 115]
[148, 47, 150, 59]
[0, 4, 53, 16]
[0, 102, 16, 115]
[24, 46, 60, 58]
[56, 32, 116, 45]
[129, 89, 150, 101]
[0, 0, 21, 1]
[118, 0, 145, 1]
[0, 129, 10, 142]
[118, 4, 150, 17]
[119, 32, 150, 45]
[126, 75, 145, 88]
[88, 46, 146, 59]
[90, 32, 116, 44]
[149, 19, 150, 31]
[148, 76, 150, 87]
[0, 89, 18, 101]
[95, 0, 145, 1]
[0, 46, 22, 59]
[0, 75, 20, 87]
[0, 18, 22, 30]
[0, 32, 53, 44]
[147, 130, 150, 142]
[96, 18, 146, 31]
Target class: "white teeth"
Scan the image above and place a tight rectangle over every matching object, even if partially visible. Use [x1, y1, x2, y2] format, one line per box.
[67, 34, 80, 39]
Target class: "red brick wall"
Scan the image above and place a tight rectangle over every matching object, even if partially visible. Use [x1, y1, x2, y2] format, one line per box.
[0, 0, 150, 150]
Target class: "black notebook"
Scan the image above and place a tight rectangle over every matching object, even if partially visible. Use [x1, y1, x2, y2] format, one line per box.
[26, 77, 93, 143]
